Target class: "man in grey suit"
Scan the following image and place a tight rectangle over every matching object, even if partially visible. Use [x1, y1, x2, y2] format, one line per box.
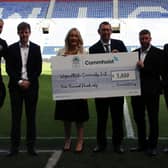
[130, 29, 167, 156]
[6, 22, 42, 156]
[89, 21, 127, 153]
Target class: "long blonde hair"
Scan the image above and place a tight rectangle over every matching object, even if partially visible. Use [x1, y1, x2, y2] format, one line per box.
[64, 28, 84, 54]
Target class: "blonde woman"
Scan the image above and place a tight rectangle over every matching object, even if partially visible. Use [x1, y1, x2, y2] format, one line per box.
[55, 28, 89, 152]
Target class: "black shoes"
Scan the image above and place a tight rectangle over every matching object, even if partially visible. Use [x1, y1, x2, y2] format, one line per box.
[93, 145, 106, 153]
[6, 148, 19, 157]
[113, 145, 124, 154]
[7, 147, 38, 156]
[130, 146, 146, 152]
[163, 148, 168, 153]
[93, 145, 124, 153]
[147, 148, 158, 156]
[27, 148, 38, 156]
[130, 146, 157, 156]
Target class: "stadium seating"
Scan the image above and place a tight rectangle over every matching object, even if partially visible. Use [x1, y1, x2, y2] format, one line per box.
[119, 0, 168, 18]
[53, 0, 113, 18]
[0, 1, 49, 18]
[1, 0, 168, 57]
[0, 0, 168, 19]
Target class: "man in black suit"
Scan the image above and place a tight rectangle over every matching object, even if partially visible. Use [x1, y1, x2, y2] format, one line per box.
[162, 43, 168, 153]
[163, 44, 168, 108]
[89, 21, 127, 153]
[0, 19, 8, 108]
[130, 29, 167, 156]
[6, 22, 42, 156]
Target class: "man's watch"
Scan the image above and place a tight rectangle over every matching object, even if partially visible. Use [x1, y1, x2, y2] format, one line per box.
[18, 80, 23, 84]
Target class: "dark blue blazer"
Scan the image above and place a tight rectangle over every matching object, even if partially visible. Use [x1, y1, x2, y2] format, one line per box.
[134, 46, 167, 95]
[0, 38, 8, 81]
[0, 38, 8, 61]
[89, 39, 127, 54]
[6, 41, 42, 90]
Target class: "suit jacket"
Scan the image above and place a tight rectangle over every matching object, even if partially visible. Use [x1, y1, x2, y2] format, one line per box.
[0, 38, 8, 81]
[6, 41, 42, 90]
[89, 39, 127, 54]
[135, 46, 167, 95]
[89, 39, 127, 102]
[0, 38, 8, 60]
[164, 44, 168, 72]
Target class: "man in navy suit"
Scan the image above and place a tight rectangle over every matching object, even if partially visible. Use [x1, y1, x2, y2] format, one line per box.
[89, 21, 127, 153]
[163, 44, 168, 108]
[6, 22, 42, 156]
[130, 29, 167, 156]
[0, 19, 8, 108]
[162, 43, 168, 153]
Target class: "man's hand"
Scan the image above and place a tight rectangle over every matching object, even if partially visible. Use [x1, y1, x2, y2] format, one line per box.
[137, 60, 144, 68]
[19, 80, 31, 90]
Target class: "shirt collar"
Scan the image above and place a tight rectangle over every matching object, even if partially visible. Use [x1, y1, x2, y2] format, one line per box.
[140, 45, 151, 53]
[101, 39, 111, 46]
[19, 41, 30, 48]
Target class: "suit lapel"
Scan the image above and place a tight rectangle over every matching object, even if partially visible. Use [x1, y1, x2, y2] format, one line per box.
[27, 42, 32, 65]
[97, 40, 105, 53]
[15, 43, 22, 67]
[143, 46, 153, 65]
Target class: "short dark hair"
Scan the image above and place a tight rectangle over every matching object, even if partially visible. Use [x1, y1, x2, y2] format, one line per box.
[139, 29, 151, 36]
[17, 22, 31, 33]
[98, 21, 111, 30]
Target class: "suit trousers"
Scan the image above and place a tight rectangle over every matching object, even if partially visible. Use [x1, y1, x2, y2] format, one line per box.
[9, 87, 38, 148]
[131, 94, 160, 148]
[95, 97, 124, 147]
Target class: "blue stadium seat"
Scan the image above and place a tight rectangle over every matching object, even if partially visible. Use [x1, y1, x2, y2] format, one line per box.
[52, 0, 113, 18]
[0, 1, 49, 18]
[119, 0, 168, 18]
[1, 0, 168, 19]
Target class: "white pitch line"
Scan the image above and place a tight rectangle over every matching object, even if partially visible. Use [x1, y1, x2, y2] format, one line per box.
[44, 150, 62, 168]
[124, 97, 135, 139]
[1, 136, 168, 140]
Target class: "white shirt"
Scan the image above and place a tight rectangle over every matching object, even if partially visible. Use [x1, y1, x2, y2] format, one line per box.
[140, 45, 151, 62]
[19, 42, 29, 80]
[101, 40, 111, 53]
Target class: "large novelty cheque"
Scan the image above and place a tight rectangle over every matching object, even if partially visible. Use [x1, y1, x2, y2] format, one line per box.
[51, 52, 141, 100]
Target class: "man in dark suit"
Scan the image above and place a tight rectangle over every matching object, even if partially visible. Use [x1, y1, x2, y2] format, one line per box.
[130, 29, 167, 156]
[163, 43, 168, 153]
[163, 44, 168, 108]
[6, 22, 42, 156]
[0, 19, 8, 108]
[89, 21, 127, 153]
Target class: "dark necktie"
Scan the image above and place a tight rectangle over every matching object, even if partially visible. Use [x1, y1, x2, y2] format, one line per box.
[104, 44, 110, 53]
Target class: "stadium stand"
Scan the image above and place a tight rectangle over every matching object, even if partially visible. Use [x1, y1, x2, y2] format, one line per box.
[119, 0, 168, 18]
[0, 0, 168, 57]
[0, 0, 49, 18]
[0, 0, 168, 19]
[52, 0, 113, 18]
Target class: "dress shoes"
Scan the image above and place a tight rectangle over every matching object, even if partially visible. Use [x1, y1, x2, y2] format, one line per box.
[130, 146, 146, 152]
[147, 148, 158, 156]
[27, 148, 38, 156]
[93, 146, 105, 153]
[6, 148, 19, 157]
[113, 145, 124, 154]
[163, 148, 168, 153]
